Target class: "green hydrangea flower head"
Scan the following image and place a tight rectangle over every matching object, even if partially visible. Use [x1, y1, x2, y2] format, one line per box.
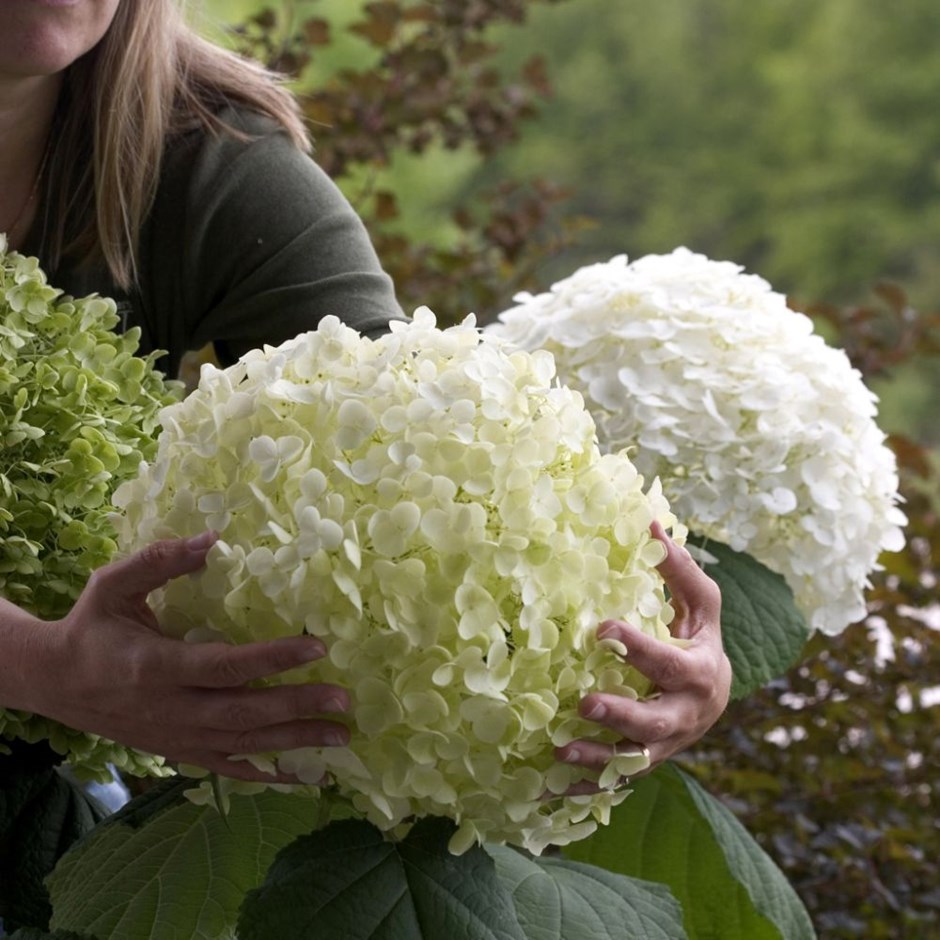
[113, 309, 684, 853]
[0, 234, 182, 779]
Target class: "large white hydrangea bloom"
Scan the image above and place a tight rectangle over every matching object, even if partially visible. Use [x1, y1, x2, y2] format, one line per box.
[112, 310, 682, 854]
[490, 248, 906, 635]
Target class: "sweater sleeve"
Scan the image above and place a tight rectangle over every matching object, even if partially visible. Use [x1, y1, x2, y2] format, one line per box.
[136, 110, 404, 376]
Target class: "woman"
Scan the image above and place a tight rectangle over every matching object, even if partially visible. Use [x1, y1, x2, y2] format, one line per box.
[0, 0, 731, 784]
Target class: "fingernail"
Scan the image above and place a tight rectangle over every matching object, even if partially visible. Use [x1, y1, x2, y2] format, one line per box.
[583, 701, 606, 721]
[302, 639, 327, 661]
[322, 697, 347, 714]
[186, 531, 218, 551]
[562, 747, 581, 763]
[324, 728, 349, 747]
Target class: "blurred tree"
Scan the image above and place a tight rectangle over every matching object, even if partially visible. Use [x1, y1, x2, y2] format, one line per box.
[475, 0, 940, 308]
[468, 0, 940, 444]
[213, 0, 585, 323]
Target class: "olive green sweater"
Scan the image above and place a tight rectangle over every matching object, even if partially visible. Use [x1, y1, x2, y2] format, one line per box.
[26, 109, 402, 377]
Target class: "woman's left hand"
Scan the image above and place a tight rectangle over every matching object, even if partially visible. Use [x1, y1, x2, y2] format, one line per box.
[555, 521, 731, 788]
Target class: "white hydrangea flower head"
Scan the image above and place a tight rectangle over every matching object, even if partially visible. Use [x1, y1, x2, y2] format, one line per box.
[112, 309, 683, 855]
[490, 248, 906, 635]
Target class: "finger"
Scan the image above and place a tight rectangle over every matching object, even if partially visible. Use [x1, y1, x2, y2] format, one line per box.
[650, 521, 721, 637]
[176, 635, 330, 689]
[212, 717, 351, 756]
[562, 774, 645, 796]
[555, 739, 646, 771]
[200, 683, 350, 732]
[597, 619, 698, 690]
[90, 532, 219, 603]
[579, 692, 684, 744]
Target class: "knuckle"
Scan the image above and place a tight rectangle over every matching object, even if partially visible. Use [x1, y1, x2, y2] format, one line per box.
[668, 542, 698, 576]
[138, 539, 179, 569]
[224, 699, 261, 732]
[232, 728, 264, 754]
[699, 572, 722, 604]
[84, 566, 109, 594]
[683, 673, 713, 700]
[646, 716, 672, 741]
[654, 651, 686, 688]
[206, 648, 249, 687]
[266, 684, 312, 722]
[123, 645, 158, 688]
[693, 642, 730, 683]
[698, 648, 722, 679]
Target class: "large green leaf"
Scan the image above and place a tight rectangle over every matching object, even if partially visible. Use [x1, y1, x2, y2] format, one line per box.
[0, 742, 107, 932]
[7, 929, 95, 939]
[489, 844, 687, 940]
[689, 536, 811, 698]
[94, 776, 194, 831]
[563, 764, 816, 940]
[46, 782, 320, 940]
[237, 817, 526, 940]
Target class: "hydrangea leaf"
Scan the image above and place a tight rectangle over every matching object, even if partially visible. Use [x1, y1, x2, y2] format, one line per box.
[96, 776, 193, 830]
[488, 844, 687, 940]
[46, 784, 320, 940]
[563, 763, 816, 940]
[236, 817, 526, 940]
[0, 743, 107, 933]
[689, 535, 811, 698]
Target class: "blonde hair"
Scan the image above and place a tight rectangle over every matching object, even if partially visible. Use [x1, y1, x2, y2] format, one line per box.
[45, 0, 310, 289]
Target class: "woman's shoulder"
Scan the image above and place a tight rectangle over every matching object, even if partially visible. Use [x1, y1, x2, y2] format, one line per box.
[164, 103, 305, 173]
[154, 101, 338, 239]
[138, 102, 401, 374]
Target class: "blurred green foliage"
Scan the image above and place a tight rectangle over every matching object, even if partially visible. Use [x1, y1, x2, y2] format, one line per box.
[195, 2, 939, 935]
[477, 0, 940, 302]
[475, 0, 940, 445]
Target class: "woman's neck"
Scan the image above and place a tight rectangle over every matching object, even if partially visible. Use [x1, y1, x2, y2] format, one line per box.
[0, 73, 61, 249]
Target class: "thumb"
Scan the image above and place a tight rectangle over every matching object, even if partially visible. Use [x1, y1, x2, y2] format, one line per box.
[91, 532, 219, 603]
[650, 520, 722, 638]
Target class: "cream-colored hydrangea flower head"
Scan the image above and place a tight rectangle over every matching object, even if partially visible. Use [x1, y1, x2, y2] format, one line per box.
[112, 309, 682, 854]
[490, 248, 906, 635]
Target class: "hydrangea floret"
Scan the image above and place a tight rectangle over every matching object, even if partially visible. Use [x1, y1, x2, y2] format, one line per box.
[490, 247, 906, 635]
[112, 309, 683, 854]
[0, 234, 180, 778]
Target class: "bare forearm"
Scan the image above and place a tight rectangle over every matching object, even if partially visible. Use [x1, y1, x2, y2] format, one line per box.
[0, 598, 52, 713]
[1, 538, 354, 781]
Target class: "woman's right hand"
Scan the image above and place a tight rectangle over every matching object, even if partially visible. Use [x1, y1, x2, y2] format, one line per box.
[2, 532, 349, 781]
